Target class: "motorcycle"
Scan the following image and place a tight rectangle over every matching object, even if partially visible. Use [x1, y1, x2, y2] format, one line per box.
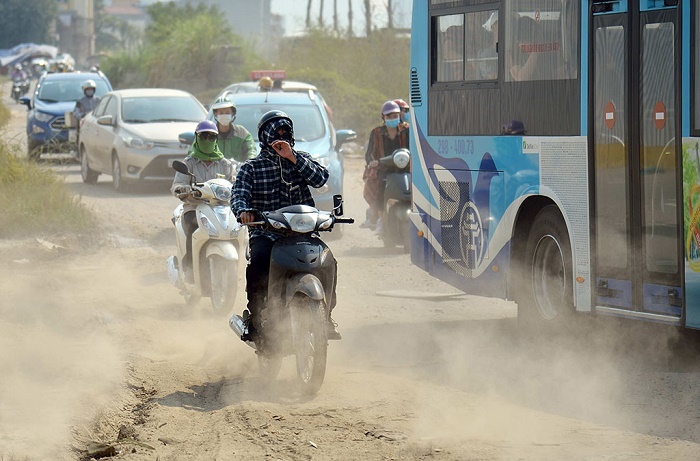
[378, 148, 412, 251]
[166, 160, 246, 314]
[228, 196, 353, 395]
[11, 78, 29, 103]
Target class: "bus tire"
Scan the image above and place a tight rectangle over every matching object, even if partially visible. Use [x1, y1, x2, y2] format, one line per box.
[517, 205, 574, 331]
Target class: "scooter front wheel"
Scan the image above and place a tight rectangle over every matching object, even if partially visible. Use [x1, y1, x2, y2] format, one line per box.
[208, 255, 237, 314]
[290, 296, 328, 395]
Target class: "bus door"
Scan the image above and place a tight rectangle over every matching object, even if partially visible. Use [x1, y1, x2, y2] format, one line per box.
[591, 2, 682, 320]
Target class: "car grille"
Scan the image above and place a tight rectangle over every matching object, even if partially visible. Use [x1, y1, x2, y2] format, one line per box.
[50, 116, 66, 131]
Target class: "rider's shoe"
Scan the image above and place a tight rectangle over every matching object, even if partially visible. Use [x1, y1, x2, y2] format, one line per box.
[241, 312, 259, 342]
[327, 318, 342, 340]
[359, 218, 376, 229]
[374, 218, 384, 236]
[184, 268, 194, 284]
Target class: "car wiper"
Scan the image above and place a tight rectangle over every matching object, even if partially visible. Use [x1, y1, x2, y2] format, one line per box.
[150, 118, 194, 122]
[123, 119, 149, 124]
[38, 98, 58, 103]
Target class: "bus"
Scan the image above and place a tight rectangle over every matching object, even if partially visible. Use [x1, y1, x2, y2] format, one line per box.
[407, 0, 700, 328]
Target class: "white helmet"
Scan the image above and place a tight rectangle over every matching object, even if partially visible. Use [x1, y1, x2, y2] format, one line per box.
[211, 95, 236, 113]
[82, 80, 97, 91]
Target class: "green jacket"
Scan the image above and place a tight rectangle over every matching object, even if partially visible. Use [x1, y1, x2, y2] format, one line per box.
[218, 124, 256, 162]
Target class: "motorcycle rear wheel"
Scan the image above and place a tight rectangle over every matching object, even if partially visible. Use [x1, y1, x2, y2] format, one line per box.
[208, 255, 237, 314]
[290, 297, 328, 395]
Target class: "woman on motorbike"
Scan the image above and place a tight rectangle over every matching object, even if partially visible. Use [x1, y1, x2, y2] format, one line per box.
[171, 120, 236, 283]
[362, 100, 409, 235]
[211, 95, 257, 162]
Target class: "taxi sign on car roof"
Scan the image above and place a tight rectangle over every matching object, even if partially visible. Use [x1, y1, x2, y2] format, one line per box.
[249, 69, 287, 80]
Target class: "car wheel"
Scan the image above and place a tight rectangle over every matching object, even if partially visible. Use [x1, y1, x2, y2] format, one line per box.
[80, 145, 99, 184]
[112, 153, 128, 193]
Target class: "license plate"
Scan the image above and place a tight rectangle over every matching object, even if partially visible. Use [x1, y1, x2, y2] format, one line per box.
[68, 130, 77, 142]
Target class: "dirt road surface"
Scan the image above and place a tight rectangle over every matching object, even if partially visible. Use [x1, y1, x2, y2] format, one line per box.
[2, 81, 700, 460]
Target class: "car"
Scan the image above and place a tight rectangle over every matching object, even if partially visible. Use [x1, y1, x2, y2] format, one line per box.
[200, 90, 356, 213]
[20, 71, 112, 159]
[78, 88, 208, 192]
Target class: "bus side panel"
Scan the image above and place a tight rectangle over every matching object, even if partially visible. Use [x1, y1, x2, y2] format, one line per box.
[682, 138, 700, 329]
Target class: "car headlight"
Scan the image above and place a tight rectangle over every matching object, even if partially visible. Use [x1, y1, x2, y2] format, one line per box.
[210, 184, 232, 201]
[393, 150, 411, 169]
[33, 112, 53, 122]
[121, 134, 154, 150]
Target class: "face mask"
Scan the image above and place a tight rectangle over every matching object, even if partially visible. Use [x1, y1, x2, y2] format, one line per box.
[402, 112, 410, 123]
[85, 89, 95, 97]
[198, 138, 217, 154]
[385, 118, 400, 129]
[216, 114, 233, 125]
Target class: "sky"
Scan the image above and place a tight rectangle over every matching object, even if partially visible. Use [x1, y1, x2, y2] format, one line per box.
[270, 0, 412, 36]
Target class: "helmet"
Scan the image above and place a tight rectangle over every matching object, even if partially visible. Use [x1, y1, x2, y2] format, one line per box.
[258, 76, 273, 90]
[82, 80, 96, 91]
[195, 120, 218, 134]
[211, 95, 237, 114]
[257, 110, 292, 140]
[381, 100, 400, 115]
[394, 99, 409, 110]
[14, 64, 22, 70]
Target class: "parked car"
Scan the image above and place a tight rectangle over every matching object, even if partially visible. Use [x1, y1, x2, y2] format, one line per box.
[194, 90, 355, 213]
[78, 88, 207, 192]
[20, 71, 111, 159]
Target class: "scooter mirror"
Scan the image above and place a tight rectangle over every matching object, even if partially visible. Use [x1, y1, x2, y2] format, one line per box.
[333, 194, 344, 216]
[172, 160, 190, 175]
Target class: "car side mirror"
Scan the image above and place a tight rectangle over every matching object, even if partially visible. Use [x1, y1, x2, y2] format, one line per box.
[97, 115, 113, 126]
[20, 96, 31, 110]
[336, 129, 357, 147]
[332, 194, 344, 216]
[178, 131, 195, 145]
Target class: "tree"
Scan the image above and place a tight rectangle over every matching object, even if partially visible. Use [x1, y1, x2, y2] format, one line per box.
[0, 0, 57, 48]
[306, 0, 313, 29]
[347, 0, 354, 38]
[363, 0, 372, 36]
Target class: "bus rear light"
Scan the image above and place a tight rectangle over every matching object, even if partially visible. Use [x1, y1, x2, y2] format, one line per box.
[491, 265, 499, 272]
[576, 276, 585, 284]
[417, 230, 424, 237]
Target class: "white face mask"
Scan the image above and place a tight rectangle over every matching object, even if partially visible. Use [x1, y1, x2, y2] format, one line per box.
[216, 114, 233, 125]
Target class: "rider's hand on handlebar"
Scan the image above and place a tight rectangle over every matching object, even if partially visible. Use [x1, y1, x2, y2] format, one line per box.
[239, 211, 257, 224]
[175, 185, 191, 199]
[369, 160, 379, 168]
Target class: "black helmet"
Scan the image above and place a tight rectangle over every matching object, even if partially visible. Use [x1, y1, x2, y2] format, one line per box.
[257, 110, 293, 140]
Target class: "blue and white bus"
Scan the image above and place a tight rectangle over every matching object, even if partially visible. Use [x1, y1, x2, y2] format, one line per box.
[408, 0, 700, 328]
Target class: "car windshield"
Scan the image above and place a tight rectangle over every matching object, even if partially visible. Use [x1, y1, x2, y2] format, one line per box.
[36, 78, 109, 102]
[122, 96, 205, 124]
[235, 104, 326, 142]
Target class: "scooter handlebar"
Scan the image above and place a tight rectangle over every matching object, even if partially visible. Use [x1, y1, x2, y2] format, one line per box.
[334, 217, 354, 224]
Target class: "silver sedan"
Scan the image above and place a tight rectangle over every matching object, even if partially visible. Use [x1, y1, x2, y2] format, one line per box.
[78, 88, 207, 192]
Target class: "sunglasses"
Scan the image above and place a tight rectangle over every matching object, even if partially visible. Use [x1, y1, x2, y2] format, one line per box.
[198, 132, 218, 141]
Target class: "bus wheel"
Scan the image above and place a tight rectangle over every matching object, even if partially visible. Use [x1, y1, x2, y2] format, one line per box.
[518, 205, 574, 329]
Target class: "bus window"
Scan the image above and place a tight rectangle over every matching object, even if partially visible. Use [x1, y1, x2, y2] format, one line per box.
[467, 10, 499, 81]
[504, 0, 576, 82]
[435, 15, 464, 82]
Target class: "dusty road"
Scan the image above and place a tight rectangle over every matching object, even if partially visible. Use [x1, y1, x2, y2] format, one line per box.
[2, 82, 700, 460]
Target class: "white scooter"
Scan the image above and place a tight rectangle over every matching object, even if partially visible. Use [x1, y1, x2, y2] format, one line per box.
[166, 160, 246, 314]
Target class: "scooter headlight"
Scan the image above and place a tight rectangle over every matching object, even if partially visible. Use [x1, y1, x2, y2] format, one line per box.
[393, 149, 411, 169]
[284, 212, 318, 233]
[210, 183, 232, 202]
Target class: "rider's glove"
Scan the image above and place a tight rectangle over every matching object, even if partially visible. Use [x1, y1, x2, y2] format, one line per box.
[175, 185, 192, 199]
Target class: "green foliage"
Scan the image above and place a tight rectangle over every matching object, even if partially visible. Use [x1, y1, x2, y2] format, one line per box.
[0, 90, 10, 129]
[0, 0, 57, 47]
[101, 1, 258, 94]
[0, 143, 97, 238]
[277, 29, 410, 142]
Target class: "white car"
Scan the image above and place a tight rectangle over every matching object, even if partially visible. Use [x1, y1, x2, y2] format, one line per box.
[78, 88, 207, 192]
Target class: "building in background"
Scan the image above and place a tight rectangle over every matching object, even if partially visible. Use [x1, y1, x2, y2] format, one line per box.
[56, 0, 95, 69]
